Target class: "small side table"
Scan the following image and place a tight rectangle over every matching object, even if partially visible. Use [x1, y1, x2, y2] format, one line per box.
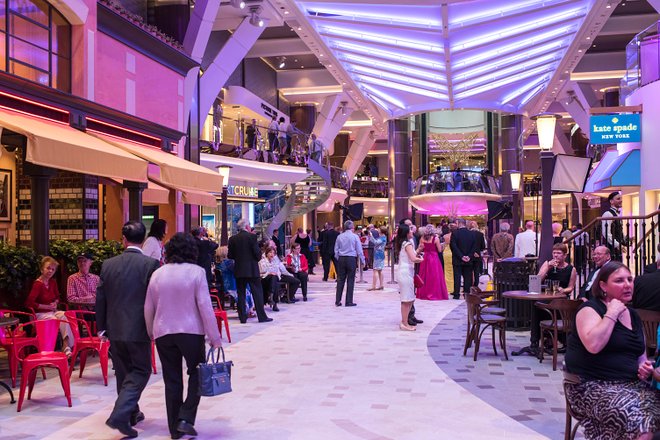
[0, 317, 19, 404]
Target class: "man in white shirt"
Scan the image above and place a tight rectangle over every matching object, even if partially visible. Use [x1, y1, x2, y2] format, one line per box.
[309, 133, 325, 163]
[514, 220, 539, 258]
[601, 191, 626, 261]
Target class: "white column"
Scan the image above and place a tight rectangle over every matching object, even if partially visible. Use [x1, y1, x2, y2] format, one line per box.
[343, 128, 376, 180]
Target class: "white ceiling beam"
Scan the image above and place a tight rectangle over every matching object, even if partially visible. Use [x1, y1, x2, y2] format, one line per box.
[571, 80, 600, 108]
[318, 32, 443, 57]
[560, 91, 590, 132]
[647, 0, 660, 14]
[307, 14, 441, 34]
[313, 94, 344, 155]
[332, 45, 444, 72]
[200, 17, 267, 118]
[246, 38, 313, 57]
[343, 127, 376, 181]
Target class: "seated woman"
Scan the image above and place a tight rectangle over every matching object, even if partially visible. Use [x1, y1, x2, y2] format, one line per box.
[259, 247, 300, 311]
[538, 243, 576, 296]
[286, 243, 309, 301]
[565, 261, 660, 440]
[25, 256, 74, 356]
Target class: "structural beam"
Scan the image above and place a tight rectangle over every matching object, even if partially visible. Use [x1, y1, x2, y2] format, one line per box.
[343, 128, 376, 180]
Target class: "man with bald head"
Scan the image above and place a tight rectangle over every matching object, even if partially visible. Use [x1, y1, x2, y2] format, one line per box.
[577, 246, 611, 301]
[514, 220, 539, 258]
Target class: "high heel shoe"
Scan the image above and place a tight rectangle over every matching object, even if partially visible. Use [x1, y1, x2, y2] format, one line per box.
[399, 323, 416, 332]
[272, 304, 280, 312]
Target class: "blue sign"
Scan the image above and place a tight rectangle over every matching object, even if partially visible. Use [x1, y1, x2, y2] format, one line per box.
[590, 114, 641, 144]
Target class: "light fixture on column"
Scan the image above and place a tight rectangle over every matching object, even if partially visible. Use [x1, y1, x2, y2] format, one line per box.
[530, 112, 562, 264]
[278, 57, 286, 69]
[510, 171, 522, 236]
[340, 101, 348, 116]
[510, 171, 521, 192]
[216, 165, 232, 246]
[249, 6, 264, 27]
[230, 0, 246, 9]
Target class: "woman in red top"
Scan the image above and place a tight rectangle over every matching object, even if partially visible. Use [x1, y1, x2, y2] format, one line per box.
[25, 256, 73, 356]
[286, 243, 309, 301]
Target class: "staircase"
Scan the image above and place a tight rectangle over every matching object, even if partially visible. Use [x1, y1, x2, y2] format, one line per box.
[254, 159, 332, 237]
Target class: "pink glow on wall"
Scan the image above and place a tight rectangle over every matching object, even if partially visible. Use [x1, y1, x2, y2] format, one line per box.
[95, 33, 183, 131]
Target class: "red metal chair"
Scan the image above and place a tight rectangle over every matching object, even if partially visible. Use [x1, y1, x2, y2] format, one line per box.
[211, 294, 231, 343]
[14, 319, 72, 411]
[151, 341, 157, 374]
[65, 311, 110, 386]
[0, 310, 40, 387]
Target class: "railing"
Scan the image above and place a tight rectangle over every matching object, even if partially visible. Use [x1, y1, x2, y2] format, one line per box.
[350, 178, 389, 198]
[621, 20, 660, 102]
[412, 170, 500, 195]
[330, 166, 351, 191]
[200, 115, 329, 168]
[562, 210, 660, 292]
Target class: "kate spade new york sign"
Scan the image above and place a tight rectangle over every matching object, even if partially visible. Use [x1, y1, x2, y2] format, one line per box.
[590, 114, 641, 144]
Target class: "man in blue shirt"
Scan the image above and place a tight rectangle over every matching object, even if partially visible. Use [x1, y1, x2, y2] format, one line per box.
[334, 220, 365, 307]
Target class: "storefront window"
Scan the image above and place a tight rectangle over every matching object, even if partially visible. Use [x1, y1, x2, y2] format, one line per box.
[0, 0, 71, 92]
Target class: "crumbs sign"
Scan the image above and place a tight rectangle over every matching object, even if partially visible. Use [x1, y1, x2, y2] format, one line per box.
[590, 114, 641, 144]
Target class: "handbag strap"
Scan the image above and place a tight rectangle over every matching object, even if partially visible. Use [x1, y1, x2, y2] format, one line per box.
[205, 347, 227, 364]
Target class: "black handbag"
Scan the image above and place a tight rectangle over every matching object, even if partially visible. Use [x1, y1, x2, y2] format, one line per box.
[198, 347, 233, 397]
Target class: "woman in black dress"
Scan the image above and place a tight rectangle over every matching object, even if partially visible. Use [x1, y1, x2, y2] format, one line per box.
[538, 243, 577, 296]
[293, 228, 315, 275]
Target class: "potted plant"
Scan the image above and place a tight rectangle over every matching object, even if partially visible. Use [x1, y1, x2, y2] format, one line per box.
[0, 242, 40, 308]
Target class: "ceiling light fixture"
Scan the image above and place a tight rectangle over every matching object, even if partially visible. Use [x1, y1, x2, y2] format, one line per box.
[249, 6, 264, 27]
[278, 56, 286, 68]
[230, 0, 246, 9]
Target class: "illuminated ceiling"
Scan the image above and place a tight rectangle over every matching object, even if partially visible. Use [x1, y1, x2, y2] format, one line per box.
[293, 0, 610, 118]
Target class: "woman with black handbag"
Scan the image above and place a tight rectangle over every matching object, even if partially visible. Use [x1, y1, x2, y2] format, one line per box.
[145, 232, 223, 439]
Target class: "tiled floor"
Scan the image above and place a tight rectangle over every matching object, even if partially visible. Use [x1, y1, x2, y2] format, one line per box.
[0, 274, 562, 439]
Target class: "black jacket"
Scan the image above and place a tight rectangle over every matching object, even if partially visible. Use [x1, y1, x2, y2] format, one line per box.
[228, 230, 262, 278]
[472, 229, 486, 256]
[632, 271, 660, 311]
[96, 248, 160, 342]
[196, 238, 219, 284]
[450, 227, 477, 266]
[320, 229, 340, 256]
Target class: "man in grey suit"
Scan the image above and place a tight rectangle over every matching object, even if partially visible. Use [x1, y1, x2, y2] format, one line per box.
[228, 219, 272, 324]
[96, 221, 160, 438]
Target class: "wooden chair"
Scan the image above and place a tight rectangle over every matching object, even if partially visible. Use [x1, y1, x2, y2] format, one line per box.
[634, 308, 660, 358]
[470, 286, 505, 315]
[536, 299, 581, 371]
[463, 293, 508, 361]
[562, 364, 584, 440]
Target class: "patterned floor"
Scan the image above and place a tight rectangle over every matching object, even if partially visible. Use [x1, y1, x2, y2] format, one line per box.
[0, 273, 561, 439]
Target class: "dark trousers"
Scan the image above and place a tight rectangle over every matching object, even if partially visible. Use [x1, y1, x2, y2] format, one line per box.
[336, 256, 357, 305]
[279, 274, 301, 300]
[292, 271, 308, 298]
[268, 133, 277, 151]
[236, 277, 268, 323]
[472, 258, 483, 287]
[321, 253, 335, 280]
[108, 340, 152, 424]
[262, 275, 280, 305]
[156, 334, 205, 436]
[453, 264, 474, 297]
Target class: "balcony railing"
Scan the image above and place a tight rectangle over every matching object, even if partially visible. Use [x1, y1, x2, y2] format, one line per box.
[350, 178, 389, 198]
[200, 115, 329, 168]
[413, 170, 500, 195]
[621, 20, 660, 102]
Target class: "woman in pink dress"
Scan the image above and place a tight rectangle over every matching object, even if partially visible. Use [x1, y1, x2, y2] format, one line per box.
[416, 225, 449, 300]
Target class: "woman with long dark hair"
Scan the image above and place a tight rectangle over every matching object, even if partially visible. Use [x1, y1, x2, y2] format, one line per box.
[144, 233, 222, 439]
[143, 219, 167, 263]
[395, 224, 423, 331]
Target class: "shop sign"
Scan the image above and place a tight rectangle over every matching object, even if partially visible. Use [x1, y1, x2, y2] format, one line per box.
[227, 185, 258, 198]
[590, 114, 641, 144]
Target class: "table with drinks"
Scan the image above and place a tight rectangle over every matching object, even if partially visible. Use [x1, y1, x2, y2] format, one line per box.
[502, 289, 568, 356]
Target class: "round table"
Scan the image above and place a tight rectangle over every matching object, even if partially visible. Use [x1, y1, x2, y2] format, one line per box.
[502, 290, 567, 356]
[0, 317, 19, 404]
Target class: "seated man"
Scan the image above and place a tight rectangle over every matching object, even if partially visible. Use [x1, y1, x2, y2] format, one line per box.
[259, 246, 300, 311]
[66, 252, 100, 310]
[577, 246, 611, 302]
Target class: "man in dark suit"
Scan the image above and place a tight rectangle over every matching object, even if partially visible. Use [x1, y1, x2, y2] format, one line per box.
[644, 243, 660, 274]
[633, 258, 660, 311]
[319, 222, 339, 281]
[577, 246, 611, 301]
[96, 221, 161, 438]
[192, 226, 218, 288]
[450, 218, 477, 300]
[228, 219, 272, 324]
[469, 221, 486, 287]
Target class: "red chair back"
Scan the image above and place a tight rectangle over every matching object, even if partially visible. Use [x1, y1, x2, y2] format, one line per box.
[64, 310, 96, 343]
[33, 319, 61, 352]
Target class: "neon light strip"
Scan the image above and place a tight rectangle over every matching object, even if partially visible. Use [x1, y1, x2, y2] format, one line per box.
[319, 25, 443, 53]
[0, 104, 69, 125]
[338, 53, 445, 82]
[454, 56, 558, 91]
[87, 129, 164, 151]
[449, 0, 570, 27]
[306, 7, 441, 28]
[451, 7, 585, 52]
[356, 75, 448, 100]
[519, 83, 546, 106]
[87, 117, 162, 142]
[332, 41, 443, 69]
[346, 63, 448, 93]
[454, 38, 569, 78]
[453, 25, 576, 68]
[0, 91, 69, 116]
[365, 93, 394, 113]
[360, 84, 406, 108]
[454, 64, 554, 99]
[501, 75, 549, 104]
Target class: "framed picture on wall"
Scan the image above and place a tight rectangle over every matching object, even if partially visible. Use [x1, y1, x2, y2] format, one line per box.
[0, 169, 11, 222]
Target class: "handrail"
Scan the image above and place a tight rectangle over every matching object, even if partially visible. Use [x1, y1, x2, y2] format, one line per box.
[562, 210, 660, 245]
